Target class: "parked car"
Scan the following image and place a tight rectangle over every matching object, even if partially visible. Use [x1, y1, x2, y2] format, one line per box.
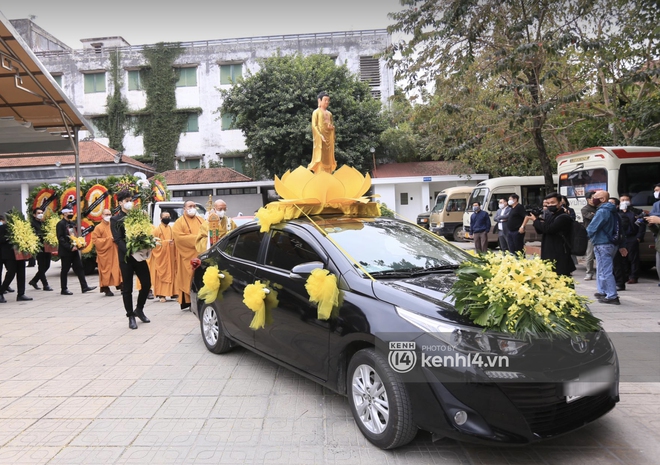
[190, 215, 619, 449]
[416, 211, 430, 229]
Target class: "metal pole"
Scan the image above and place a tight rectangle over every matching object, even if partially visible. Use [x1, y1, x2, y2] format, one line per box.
[74, 127, 82, 237]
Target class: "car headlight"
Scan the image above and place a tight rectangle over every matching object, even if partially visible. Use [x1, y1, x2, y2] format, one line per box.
[396, 307, 529, 356]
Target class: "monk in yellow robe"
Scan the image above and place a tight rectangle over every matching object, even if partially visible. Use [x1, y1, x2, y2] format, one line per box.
[151, 211, 178, 302]
[195, 199, 237, 254]
[308, 91, 336, 174]
[91, 209, 122, 296]
[172, 200, 204, 310]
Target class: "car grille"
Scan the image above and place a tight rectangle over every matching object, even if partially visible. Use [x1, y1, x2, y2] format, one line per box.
[499, 383, 615, 437]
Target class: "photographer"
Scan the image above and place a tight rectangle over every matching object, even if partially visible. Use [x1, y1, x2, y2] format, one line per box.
[530, 192, 576, 277]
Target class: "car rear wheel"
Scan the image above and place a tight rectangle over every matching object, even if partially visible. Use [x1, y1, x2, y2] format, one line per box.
[347, 348, 417, 449]
[200, 303, 232, 354]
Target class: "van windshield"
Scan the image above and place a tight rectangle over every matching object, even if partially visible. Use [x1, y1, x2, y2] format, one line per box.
[432, 195, 446, 212]
[468, 188, 488, 209]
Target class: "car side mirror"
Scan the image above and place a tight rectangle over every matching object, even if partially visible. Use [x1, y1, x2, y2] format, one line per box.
[289, 261, 324, 280]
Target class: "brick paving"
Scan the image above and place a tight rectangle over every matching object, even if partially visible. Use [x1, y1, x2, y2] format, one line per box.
[0, 256, 659, 464]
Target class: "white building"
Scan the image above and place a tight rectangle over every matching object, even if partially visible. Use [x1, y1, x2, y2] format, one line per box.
[12, 19, 394, 174]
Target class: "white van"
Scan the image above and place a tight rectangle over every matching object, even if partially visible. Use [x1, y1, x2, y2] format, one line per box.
[463, 175, 558, 246]
[429, 186, 473, 241]
[149, 201, 206, 227]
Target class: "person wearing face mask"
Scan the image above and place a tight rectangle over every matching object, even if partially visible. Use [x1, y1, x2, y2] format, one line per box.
[493, 199, 511, 252]
[56, 208, 96, 296]
[173, 200, 204, 310]
[91, 209, 122, 297]
[530, 192, 576, 277]
[469, 202, 491, 254]
[0, 212, 33, 303]
[28, 208, 53, 291]
[618, 194, 646, 285]
[150, 211, 178, 303]
[504, 194, 528, 254]
[581, 191, 597, 280]
[196, 199, 237, 254]
[645, 183, 660, 285]
[110, 191, 151, 329]
[586, 191, 626, 305]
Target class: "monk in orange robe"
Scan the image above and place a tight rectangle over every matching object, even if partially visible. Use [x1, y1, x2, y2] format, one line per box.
[151, 211, 177, 302]
[172, 200, 204, 310]
[91, 209, 122, 296]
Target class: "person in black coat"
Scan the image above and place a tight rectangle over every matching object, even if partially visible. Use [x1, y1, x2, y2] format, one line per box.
[56, 208, 95, 295]
[0, 214, 33, 302]
[110, 190, 151, 330]
[28, 208, 53, 291]
[530, 192, 576, 277]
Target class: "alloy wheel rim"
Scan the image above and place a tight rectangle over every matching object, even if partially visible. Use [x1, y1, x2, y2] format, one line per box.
[202, 307, 218, 345]
[351, 364, 389, 434]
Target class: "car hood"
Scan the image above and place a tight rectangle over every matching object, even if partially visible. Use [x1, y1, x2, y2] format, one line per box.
[372, 273, 476, 326]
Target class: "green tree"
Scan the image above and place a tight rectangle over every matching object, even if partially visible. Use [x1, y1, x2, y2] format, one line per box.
[387, 0, 611, 189]
[94, 50, 128, 152]
[219, 53, 387, 176]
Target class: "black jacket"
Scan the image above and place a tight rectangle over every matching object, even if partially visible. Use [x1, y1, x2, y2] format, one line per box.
[0, 223, 14, 260]
[533, 210, 576, 276]
[56, 218, 77, 257]
[31, 216, 45, 244]
[110, 211, 128, 259]
[505, 203, 527, 232]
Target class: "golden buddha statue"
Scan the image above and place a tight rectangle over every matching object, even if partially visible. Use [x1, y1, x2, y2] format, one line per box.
[308, 91, 336, 174]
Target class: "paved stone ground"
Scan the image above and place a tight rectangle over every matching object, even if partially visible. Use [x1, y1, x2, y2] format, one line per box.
[0, 253, 659, 465]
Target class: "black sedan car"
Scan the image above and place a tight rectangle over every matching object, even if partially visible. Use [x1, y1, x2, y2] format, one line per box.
[190, 215, 618, 449]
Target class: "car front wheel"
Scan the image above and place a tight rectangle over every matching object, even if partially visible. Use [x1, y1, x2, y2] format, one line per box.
[347, 348, 417, 449]
[200, 303, 233, 354]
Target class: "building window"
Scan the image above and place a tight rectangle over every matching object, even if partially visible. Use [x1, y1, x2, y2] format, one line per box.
[215, 187, 257, 195]
[359, 56, 381, 99]
[220, 64, 243, 85]
[171, 188, 212, 196]
[127, 70, 144, 91]
[52, 74, 63, 87]
[184, 114, 199, 133]
[400, 192, 409, 205]
[178, 159, 201, 169]
[84, 72, 106, 93]
[221, 113, 236, 131]
[175, 67, 197, 87]
[222, 157, 243, 172]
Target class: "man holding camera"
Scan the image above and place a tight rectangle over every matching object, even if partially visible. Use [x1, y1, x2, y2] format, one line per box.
[530, 192, 575, 277]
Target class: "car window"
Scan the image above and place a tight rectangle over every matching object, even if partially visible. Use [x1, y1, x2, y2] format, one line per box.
[229, 230, 263, 262]
[265, 230, 322, 270]
[446, 198, 466, 212]
[325, 218, 470, 274]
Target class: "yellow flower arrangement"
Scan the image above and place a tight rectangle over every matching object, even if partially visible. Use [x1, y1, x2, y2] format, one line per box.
[243, 280, 278, 330]
[305, 268, 339, 320]
[255, 166, 380, 232]
[198, 266, 233, 304]
[69, 235, 87, 249]
[123, 208, 157, 259]
[447, 252, 601, 339]
[6, 210, 40, 255]
[43, 213, 60, 247]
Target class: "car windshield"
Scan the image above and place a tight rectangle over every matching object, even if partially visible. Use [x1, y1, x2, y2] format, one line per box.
[320, 218, 472, 275]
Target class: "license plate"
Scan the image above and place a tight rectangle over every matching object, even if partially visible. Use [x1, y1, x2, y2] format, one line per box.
[563, 366, 614, 403]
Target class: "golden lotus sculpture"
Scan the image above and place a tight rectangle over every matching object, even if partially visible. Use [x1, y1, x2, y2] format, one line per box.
[256, 165, 380, 232]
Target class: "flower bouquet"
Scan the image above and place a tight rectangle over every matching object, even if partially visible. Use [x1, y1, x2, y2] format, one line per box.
[6, 210, 40, 259]
[43, 213, 60, 254]
[447, 252, 601, 340]
[124, 208, 157, 261]
[70, 235, 87, 250]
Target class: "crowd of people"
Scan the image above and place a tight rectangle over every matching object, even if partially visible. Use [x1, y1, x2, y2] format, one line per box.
[0, 196, 238, 329]
[470, 183, 660, 305]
